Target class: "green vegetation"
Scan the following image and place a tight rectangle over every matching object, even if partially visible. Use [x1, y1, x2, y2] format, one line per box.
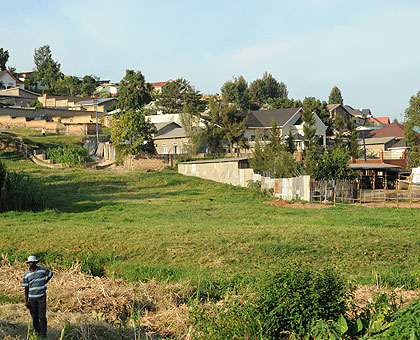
[46, 146, 88, 167]
[0, 153, 419, 291]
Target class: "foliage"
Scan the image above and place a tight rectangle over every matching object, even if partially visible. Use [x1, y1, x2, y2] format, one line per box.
[180, 102, 204, 156]
[81, 74, 99, 97]
[207, 98, 248, 153]
[249, 122, 299, 178]
[333, 114, 346, 148]
[329, 86, 344, 105]
[117, 69, 152, 111]
[404, 91, 420, 168]
[313, 147, 354, 180]
[0, 47, 9, 71]
[249, 72, 288, 108]
[33, 44, 62, 89]
[190, 266, 348, 339]
[221, 75, 251, 111]
[46, 146, 88, 167]
[303, 96, 332, 132]
[29, 100, 43, 108]
[265, 97, 302, 110]
[155, 78, 205, 115]
[347, 120, 361, 159]
[301, 107, 318, 175]
[0, 160, 45, 212]
[110, 108, 156, 155]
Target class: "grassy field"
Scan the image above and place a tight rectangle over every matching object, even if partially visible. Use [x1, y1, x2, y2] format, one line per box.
[1, 151, 420, 289]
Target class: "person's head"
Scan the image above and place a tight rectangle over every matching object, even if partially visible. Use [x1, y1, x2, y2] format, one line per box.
[26, 255, 39, 269]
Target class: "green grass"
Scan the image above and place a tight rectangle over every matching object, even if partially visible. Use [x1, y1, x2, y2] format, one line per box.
[0, 151, 419, 289]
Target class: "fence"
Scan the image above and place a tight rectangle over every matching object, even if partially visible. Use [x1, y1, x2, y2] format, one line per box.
[311, 174, 420, 205]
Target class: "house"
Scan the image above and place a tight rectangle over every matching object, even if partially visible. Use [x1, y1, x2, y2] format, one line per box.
[364, 122, 405, 139]
[0, 88, 40, 107]
[94, 83, 119, 96]
[327, 104, 353, 124]
[37, 95, 117, 114]
[358, 137, 398, 156]
[369, 117, 390, 127]
[343, 105, 371, 126]
[153, 122, 189, 155]
[149, 80, 172, 93]
[245, 107, 327, 150]
[0, 70, 25, 90]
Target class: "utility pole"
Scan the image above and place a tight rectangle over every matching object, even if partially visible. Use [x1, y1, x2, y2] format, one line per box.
[95, 97, 99, 144]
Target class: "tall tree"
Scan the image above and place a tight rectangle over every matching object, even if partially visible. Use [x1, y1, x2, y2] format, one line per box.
[220, 75, 250, 111]
[404, 91, 420, 168]
[180, 101, 204, 156]
[328, 86, 344, 105]
[33, 45, 62, 89]
[303, 97, 332, 134]
[155, 78, 205, 115]
[333, 114, 346, 148]
[208, 98, 248, 154]
[347, 120, 360, 159]
[249, 72, 288, 108]
[81, 75, 99, 97]
[0, 48, 9, 71]
[117, 69, 152, 111]
[301, 108, 318, 175]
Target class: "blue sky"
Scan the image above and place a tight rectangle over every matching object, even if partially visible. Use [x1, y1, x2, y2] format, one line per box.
[3, 0, 420, 120]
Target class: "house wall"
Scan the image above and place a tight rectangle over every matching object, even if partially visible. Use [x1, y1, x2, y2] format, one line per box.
[0, 73, 17, 89]
[154, 137, 189, 155]
[178, 161, 254, 187]
[330, 106, 351, 123]
[123, 154, 167, 171]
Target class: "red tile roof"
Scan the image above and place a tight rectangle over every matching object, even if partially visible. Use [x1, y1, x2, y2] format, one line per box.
[370, 117, 390, 125]
[149, 80, 171, 88]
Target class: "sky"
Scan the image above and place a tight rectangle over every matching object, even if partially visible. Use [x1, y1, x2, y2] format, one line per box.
[2, 0, 420, 120]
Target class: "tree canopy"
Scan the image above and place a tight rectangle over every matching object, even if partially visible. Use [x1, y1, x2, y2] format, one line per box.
[404, 91, 420, 168]
[33, 45, 62, 89]
[249, 72, 288, 107]
[155, 78, 205, 115]
[220, 75, 250, 111]
[0, 48, 9, 71]
[117, 69, 152, 111]
[328, 86, 344, 105]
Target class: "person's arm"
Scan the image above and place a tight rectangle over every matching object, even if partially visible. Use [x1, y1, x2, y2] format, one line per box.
[24, 287, 30, 308]
[46, 271, 53, 284]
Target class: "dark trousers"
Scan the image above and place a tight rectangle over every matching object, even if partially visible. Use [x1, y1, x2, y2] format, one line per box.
[29, 295, 47, 338]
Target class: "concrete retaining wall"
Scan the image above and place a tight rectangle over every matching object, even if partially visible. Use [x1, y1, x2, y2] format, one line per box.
[124, 155, 167, 171]
[178, 161, 254, 187]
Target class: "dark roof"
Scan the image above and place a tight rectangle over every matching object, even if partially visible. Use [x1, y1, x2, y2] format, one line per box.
[388, 138, 409, 149]
[344, 105, 371, 116]
[154, 122, 186, 139]
[246, 108, 301, 128]
[368, 122, 405, 138]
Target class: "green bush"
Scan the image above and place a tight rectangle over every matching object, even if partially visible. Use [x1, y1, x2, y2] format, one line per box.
[46, 146, 88, 167]
[190, 266, 349, 339]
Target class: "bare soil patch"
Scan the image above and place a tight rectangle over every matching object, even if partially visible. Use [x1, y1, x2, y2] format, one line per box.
[263, 200, 332, 209]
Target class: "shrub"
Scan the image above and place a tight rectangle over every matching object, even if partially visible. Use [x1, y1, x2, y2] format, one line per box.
[46, 146, 88, 167]
[190, 266, 349, 339]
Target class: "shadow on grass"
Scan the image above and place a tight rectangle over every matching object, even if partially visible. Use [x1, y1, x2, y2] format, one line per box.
[43, 178, 203, 213]
[0, 151, 24, 162]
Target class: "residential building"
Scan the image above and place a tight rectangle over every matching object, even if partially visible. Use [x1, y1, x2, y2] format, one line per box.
[0, 70, 25, 89]
[245, 107, 327, 150]
[0, 88, 40, 107]
[369, 116, 390, 127]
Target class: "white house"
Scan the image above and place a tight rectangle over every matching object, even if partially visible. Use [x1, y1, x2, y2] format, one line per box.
[245, 107, 327, 150]
[0, 70, 25, 90]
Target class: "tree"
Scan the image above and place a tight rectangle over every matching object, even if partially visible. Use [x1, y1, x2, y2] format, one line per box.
[33, 45, 62, 89]
[347, 120, 360, 159]
[404, 91, 420, 168]
[265, 97, 302, 110]
[221, 75, 250, 111]
[117, 69, 152, 111]
[328, 86, 343, 105]
[81, 75, 99, 97]
[302, 97, 332, 134]
[301, 108, 318, 175]
[110, 108, 156, 155]
[180, 100, 204, 156]
[333, 114, 346, 148]
[0, 48, 9, 71]
[313, 148, 353, 180]
[155, 78, 205, 115]
[207, 98, 248, 154]
[249, 122, 299, 178]
[249, 72, 288, 108]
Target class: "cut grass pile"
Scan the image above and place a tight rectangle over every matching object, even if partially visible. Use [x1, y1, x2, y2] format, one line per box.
[0, 151, 419, 289]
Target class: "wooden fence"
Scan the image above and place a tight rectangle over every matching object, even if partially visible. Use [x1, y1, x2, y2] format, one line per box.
[310, 174, 420, 205]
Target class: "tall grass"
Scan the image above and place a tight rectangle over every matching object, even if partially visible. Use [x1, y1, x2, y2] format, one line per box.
[0, 160, 45, 212]
[46, 146, 88, 167]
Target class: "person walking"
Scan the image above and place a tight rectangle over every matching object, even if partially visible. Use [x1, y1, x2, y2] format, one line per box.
[22, 255, 53, 339]
[41, 128, 45, 137]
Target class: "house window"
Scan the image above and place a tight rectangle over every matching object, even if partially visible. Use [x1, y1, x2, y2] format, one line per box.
[162, 143, 168, 154]
[173, 145, 178, 154]
[182, 144, 188, 154]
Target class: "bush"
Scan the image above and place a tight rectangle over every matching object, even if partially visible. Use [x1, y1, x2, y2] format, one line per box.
[46, 146, 88, 167]
[190, 266, 349, 339]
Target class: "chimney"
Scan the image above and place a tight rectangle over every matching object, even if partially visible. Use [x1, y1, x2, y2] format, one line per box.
[380, 151, 384, 163]
[298, 151, 303, 162]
